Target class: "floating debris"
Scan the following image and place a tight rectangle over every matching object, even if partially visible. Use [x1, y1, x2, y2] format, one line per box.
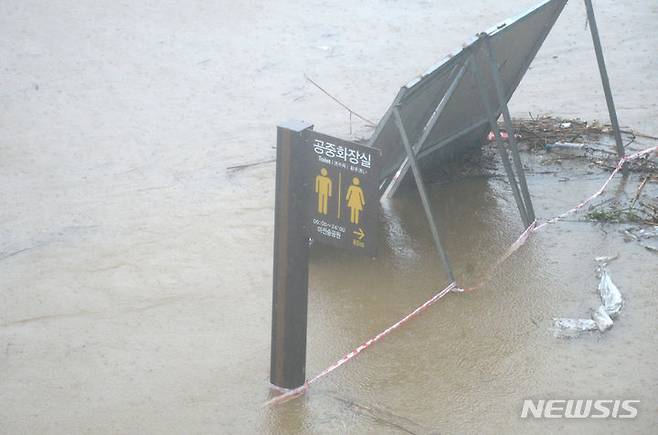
[510, 116, 658, 172]
[594, 254, 618, 265]
[591, 306, 613, 332]
[587, 197, 658, 226]
[544, 141, 587, 157]
[621, 225, 658, 253]
[553, 257, 625, 338]
[598, 267, 623, 318]
[643, 244, 658, 253]
[553, 318, 598, 337]
[510, 116, 611, 150]
[226, 158, 276, 172]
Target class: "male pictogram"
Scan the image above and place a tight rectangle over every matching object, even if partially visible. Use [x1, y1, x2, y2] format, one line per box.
[315, 168, 332, 215]
[346, 177, 365, 224]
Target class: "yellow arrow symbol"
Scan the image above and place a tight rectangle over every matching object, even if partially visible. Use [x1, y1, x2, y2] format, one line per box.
[353, 228, 365, 241]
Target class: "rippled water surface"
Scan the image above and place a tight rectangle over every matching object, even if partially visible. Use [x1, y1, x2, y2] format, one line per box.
[1, 0, 657, 433]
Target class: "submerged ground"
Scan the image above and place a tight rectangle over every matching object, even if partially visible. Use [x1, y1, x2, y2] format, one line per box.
[1, 0, 657, 433]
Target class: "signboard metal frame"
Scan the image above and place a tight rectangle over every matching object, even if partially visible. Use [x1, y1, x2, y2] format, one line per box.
[369, 0, 569, 193]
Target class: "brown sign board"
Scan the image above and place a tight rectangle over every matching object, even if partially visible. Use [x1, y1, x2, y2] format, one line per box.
[303, 131, 380, 256]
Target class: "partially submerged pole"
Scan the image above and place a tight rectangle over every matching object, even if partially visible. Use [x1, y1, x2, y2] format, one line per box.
[393, 106, 456, 283]
[484, 36, 536, 223]
[583, 0, 625, 162]
[270, 120, 313, 390]
[472, 50, 530, 227]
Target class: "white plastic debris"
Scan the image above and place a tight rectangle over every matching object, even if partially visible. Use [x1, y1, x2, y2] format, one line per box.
[643, 244, 658, 253]
[594, 254, 618, 265]
[544, 142, 587, 156]
[553, 318, 598, 337]
[560, 122, 572, 128]
[591, 306, 613, 332]
[598, 268, 623, 317]
[552, 258, 626, 338]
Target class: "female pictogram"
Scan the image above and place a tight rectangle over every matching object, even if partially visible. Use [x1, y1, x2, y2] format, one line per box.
[346, 177, 365, 224]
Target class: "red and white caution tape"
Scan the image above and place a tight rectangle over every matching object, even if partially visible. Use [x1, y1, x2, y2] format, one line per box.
[266, 144, 658, 407]
[265, 282, 458, 406]
[535, 145, 658, 230]
[463, 219, 537, 292]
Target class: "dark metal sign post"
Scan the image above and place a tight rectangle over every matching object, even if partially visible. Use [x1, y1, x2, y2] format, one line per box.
[270, 120, 313, 390]
[270, 122, 381, 390]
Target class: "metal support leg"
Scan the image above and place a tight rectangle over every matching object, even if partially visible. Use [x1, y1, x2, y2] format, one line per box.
[472, 53, 530, 227]
[484, 37, 536, 223]
[393, 107, 455, 283]
[384, 58, 470, 199]
[584, 0, 625, 162]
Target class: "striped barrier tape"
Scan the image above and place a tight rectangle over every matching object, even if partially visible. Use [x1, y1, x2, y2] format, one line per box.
[266, 144, 658, 407]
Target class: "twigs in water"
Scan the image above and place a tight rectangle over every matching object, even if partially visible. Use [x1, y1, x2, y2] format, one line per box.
[226, 158, 275, 172]
[304, 74, 377, 127]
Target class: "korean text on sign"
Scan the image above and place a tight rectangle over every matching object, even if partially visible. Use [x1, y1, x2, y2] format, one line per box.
[312, 139, 372, 169]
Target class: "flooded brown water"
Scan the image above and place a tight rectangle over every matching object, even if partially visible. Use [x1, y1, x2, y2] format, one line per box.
[1, 0, 657, 433]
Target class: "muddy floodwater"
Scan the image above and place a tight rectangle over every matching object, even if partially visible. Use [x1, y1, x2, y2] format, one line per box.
[1, 0, 657, 434]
